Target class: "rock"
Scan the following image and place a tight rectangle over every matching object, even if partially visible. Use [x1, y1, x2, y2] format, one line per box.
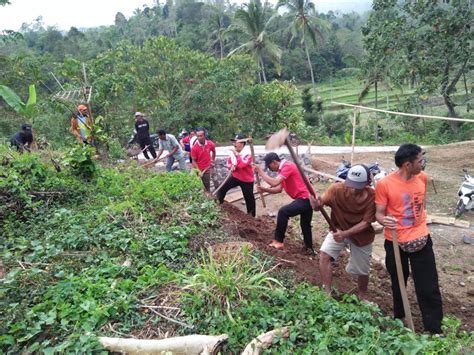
[459, 281, 466, 287]
[268, 212, 276, 217]
[467, 276, 474, 283]
[467, 289, 474, 296]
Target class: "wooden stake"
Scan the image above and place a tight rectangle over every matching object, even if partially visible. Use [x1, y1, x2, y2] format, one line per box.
[350, 109, 357, 165]
[249, 138, 266, 207]
[390, 227, 414, 331]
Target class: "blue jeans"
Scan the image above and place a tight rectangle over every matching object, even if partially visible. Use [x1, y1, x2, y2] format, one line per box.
[166, 155, 187, 172]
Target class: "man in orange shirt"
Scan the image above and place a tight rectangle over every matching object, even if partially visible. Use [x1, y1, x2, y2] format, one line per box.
[375, 143, 443, 334]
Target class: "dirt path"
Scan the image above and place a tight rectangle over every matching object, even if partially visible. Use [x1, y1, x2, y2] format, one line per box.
[220, 141, 474, 332]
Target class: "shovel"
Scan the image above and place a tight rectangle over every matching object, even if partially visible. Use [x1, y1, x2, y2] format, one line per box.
[389, 223, 414, 331]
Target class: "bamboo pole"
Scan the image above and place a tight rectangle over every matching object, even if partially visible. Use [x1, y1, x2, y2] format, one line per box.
[350, 109, 357, 165]
[332, 102, 474, 123]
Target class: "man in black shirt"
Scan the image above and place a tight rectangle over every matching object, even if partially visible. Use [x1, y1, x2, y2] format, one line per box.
[132, 112, 157, 160]
[10, 124, 33, 152]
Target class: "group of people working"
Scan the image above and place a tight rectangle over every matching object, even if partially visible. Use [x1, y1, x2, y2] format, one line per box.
[11, 106, 443, 334]
[210, 139, 442, 335]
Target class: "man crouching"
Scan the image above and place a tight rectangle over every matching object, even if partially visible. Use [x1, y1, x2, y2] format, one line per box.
[312, 165, 376, 300]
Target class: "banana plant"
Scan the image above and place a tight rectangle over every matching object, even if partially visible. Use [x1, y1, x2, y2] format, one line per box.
[0, 84, 37, 122]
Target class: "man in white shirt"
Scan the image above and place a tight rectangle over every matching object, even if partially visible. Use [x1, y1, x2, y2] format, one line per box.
[156, 129, 187, 172]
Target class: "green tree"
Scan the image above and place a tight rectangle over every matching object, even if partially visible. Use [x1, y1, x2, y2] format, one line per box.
[363, 0, 472, 132]
[277, 0, 324, 93]
[229, 1, 281, 83]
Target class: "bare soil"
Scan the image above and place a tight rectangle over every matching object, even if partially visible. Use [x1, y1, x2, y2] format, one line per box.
[219, 141, 474, 333]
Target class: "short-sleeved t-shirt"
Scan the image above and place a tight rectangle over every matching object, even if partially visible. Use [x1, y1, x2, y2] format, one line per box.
[158, 134, 183, 158]
[375, 171, 429, 243]
[191, 140, 216, 171]
[278, 160, 310, 200]
[321, 183, 376, 246]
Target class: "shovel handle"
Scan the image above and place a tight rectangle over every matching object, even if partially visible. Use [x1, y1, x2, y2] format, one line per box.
[390, 226, 414, 331]
[284, 137, 337, 232]
[249, 138, 266, 208]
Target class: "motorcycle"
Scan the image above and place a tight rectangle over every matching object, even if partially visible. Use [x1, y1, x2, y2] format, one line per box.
[454, 168, 474, 217]
[336, 160, 384, 183]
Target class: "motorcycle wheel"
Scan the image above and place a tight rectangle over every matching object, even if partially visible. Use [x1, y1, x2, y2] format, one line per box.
[454, 200, 466, 218]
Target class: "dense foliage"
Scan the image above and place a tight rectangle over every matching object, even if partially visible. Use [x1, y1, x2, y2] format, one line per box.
[1, 149, 473, 353]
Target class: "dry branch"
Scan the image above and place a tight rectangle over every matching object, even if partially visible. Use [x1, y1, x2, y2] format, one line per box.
[98, 334, 228, 355]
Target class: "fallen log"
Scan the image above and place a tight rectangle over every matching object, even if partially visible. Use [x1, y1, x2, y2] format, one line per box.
[227, 191, 271, 204]
[241, 327, 289, 355]
[427, 214, 470, 228]
[98, 334, 228, 355]
[303, 166, 344, 182]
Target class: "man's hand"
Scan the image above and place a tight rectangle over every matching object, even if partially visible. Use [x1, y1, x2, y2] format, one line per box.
[252, 163, 263, 175]
[309, 195, 321, 210]
[383, 216, 397, 229]
[230, 164, 236, 172]
[333, 230, 346, 243]
[257, 185, 266, 193]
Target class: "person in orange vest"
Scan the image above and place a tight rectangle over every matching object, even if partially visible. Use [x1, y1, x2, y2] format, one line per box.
[70, 104, 93, 144]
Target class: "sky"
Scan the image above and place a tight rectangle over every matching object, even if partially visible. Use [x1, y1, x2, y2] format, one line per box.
[0, 0, 372, 32]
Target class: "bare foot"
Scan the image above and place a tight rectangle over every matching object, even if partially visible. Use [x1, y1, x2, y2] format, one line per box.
[268, 241, 284, 249]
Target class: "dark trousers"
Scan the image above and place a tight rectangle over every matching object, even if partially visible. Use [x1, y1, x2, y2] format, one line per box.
[139, 139, 157, 160]
[275, 198, 313, 248]
[201, 169, 211, 192]
[216, 176, 255, 217]
[384, 237, 443, 334]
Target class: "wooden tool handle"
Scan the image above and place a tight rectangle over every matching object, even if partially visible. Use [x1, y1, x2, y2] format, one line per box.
[390, 227, 414, 331]
[249, 139, 266, 208]
[284, 137, 337, 232]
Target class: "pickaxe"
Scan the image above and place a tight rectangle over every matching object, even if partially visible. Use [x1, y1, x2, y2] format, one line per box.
[266, 128, 337, 232]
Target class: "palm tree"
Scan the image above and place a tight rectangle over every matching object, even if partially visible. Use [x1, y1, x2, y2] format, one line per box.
[277, 0, 323, 94]
[228, 2, 281, 84]
[209, 11, 229, 59]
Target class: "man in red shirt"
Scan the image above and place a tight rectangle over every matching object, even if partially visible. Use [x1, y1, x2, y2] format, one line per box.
[253, 152, 315, 254]
[216, 134, 255, 216]
[191, 128, 216, 191]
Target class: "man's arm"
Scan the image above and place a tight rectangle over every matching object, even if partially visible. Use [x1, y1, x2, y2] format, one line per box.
[258, 184, 283, 194]
[253, 164, 284, 187]
[156, 148, 164, 160]
[167, 146, 178, 157]
[210, 145, 216, 166]
[375, 204, 397, 229]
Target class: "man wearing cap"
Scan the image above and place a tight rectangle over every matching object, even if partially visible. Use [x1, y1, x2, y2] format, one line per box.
[191, 128, 216, 191]
[132, 112, 157, 160]
[311, 165, 376, 300]
[216, 134, 256, 216]
[71, 104, 93, 144]
[156, 129, 187, 171]
[253, 152, 315, 254]
[375, 143, 442, 334]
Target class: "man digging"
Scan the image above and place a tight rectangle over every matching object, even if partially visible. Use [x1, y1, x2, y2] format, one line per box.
[311, 165, 376, 300]
[253, 152, 315, 255]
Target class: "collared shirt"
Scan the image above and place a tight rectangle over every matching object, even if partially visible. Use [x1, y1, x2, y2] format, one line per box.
[226, 153, 254, 183]
[278, 160, 311, 200]
[191, 139, 216, 171]
[158, 134, 183, 158]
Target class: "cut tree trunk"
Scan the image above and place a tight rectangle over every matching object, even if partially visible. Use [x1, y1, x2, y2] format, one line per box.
[98, 334, 228, 355]
[241, 327, 289, 355]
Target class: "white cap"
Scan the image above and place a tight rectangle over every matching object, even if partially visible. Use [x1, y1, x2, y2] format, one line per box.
[134, 112, 143, 117]
[345, 165, 370, 189]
